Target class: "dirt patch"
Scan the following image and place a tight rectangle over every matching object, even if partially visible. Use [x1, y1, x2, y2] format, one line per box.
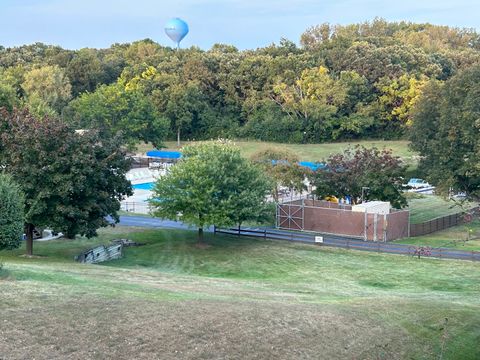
[195, 243, 211, 250]
[18, 254, 47, 259]
[0, 296, 413, 360]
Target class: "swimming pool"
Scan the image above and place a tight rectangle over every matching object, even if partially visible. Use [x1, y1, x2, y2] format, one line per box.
[132, 182, 155, 190]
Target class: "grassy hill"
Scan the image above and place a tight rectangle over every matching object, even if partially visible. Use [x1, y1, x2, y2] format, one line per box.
[397, 219, 480, 251]
[1, 226, 479, 359]
[135, 140, 417, 164]
[407, 194, 475, 224]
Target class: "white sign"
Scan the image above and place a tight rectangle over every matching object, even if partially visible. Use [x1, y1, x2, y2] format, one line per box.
[315, 236, 324, 243]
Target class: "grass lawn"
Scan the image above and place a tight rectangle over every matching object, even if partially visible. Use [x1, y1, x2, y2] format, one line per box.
[135, 139, 417, 164]
[1, 226, 479, 359]
[396, 220, 480, 252]
[407, 194, 476, 224]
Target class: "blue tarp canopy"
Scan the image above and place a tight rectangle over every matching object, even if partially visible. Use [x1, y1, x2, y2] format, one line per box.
[298, 161, 327, 171]
[272, 160, 326, 171]
[146, 150, 326, 171]
[146, 150, 182, 159]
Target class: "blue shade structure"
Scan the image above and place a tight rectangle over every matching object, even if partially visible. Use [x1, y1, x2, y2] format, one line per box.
[165, 18, 189, 49]
[146, 150, 182, 159]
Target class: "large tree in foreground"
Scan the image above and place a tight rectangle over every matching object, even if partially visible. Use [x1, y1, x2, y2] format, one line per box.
[312, 146, 407, 208]
[410, 66, 480, 199]
[150, 141, 271, 244]
[0, 108, 132, 255]
[0, 174, 24, 251]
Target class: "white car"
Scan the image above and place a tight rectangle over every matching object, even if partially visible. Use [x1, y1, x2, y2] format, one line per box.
[407, 178, 431, 189]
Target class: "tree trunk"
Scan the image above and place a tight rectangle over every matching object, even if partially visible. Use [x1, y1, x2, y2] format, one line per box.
[177, 128, 181, 147]
[198, 227, 204, 244]
[25, 223, 34, 256]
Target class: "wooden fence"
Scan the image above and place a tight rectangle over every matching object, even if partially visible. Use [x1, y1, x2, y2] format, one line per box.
[75, 243, 123, 264]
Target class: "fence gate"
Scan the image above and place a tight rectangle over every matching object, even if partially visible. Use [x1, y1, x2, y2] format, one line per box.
[276, 202, 304, 231]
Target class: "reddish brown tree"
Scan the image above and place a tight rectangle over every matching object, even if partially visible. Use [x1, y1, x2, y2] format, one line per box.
[312, 146, 407, 208]
[0, 108, 132, 255]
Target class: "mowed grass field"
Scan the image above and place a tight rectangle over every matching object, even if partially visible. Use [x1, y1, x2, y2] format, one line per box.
[1, 226, 479, 359]
[136, 139, 417, 164]
[406, 194, 475, 224]
[397, 219, 480, 252]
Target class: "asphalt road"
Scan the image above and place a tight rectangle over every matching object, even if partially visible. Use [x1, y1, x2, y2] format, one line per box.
[118, 215, 214, 232]
[216, 227, 480, 262]
[116, 216, 480, 262]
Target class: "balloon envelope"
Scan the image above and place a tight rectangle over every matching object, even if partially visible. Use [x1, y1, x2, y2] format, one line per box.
[165, 18, 189, 45]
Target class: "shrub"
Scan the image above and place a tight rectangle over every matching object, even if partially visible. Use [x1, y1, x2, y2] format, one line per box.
[0, 173, 25, 251]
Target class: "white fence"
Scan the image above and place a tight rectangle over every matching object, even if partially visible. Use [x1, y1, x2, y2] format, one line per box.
[120, 202, 152, 214]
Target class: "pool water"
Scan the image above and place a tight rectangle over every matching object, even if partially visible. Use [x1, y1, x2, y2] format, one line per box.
[132, 182, 155, 190]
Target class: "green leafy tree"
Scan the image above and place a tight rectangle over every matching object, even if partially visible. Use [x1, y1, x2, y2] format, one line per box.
[0, 66, 26, 105]
[150, 141, 271, 244]
[377, 74, 427, 128]
[66, 48, 106, 96]
[126, 65, 214, 145]
[163, 82, 207, 146]
[0, 82, 18, 111]
[251, 147, 307, 202]
[0, 108, 132, 255]
[272, 66, 348, 141]
[22, 65, 72, 113]
[0, 173, 25, 251]
[410, 66, 480, 199]
[312, 146, 407, 208]
[66, 83, 168, 148]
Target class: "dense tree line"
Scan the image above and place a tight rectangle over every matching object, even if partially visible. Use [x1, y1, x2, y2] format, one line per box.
[1, 18, 480, 144]
[410, 64, 480, 200]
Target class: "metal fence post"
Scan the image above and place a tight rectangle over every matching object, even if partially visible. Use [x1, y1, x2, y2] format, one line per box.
[364, 210, 368, 241]
[275, 204, 278, 229]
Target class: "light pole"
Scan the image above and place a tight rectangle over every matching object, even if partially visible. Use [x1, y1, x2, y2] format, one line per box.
[361, 187, 370, 203]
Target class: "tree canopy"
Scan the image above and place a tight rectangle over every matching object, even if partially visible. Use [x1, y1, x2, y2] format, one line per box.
[0, 19, 479, 144]
[312, 146, 407, 208]
[410, 65, 480, 199]
[65, 82, 169, 148]
[251, 147, 308, 202]
[0, 108, 132, 255]
[150, 141, 271, 243]
[0, 173, 24, 251]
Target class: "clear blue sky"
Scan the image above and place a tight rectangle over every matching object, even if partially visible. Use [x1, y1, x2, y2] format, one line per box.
[0, 0, 478, 50]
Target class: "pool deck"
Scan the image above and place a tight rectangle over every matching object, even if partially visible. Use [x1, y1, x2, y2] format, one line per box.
[122, 167, 159, 213]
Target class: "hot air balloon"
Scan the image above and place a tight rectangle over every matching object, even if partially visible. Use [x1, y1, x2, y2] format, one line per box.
[165, 18, 189, 49]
